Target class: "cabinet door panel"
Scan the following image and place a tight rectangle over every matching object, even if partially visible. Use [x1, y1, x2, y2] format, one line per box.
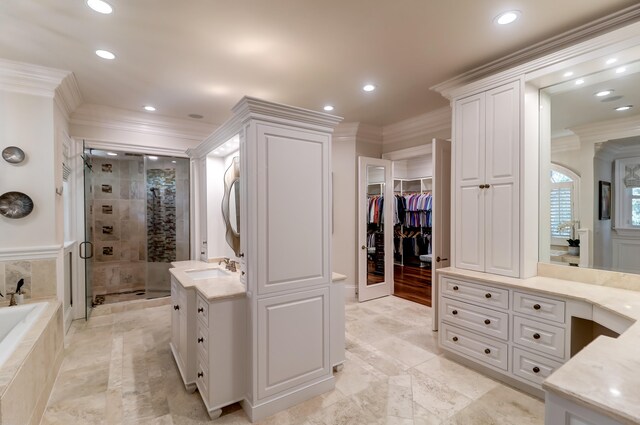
[455, 94, 485, 184]
[485, 182, 519, 276]
[486, 82, 519, 182]
[455, 185, 484, 271]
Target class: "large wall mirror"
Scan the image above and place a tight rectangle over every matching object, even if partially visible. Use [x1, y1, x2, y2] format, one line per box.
[222, 156, 240, 256]
[539, 49, 640, 274]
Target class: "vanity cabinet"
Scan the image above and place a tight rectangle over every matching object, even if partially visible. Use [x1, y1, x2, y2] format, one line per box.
[439, 274, 569, 393]
[170, 277, 197, 392]
[453, 80, 520, 278]
[194, 293, 246, 420]
[546, 392, 624, 425]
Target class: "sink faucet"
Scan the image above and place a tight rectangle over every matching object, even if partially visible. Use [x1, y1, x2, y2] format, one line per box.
[219, 257, 239, 272]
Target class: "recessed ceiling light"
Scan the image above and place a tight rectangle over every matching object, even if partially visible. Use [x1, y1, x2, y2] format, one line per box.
[575, 79, 585, 85]
[606, 58, 618, 65]
[323, 105, 334, 111]
[363, 84, 376, 92]
[615, 105, 633, 111]
[595, 90, 614, 97]
[107, 152, 118, 156]
[171, 160, 177, 164]
[563, 71, 574, 77]
[616, 67, 627, 74]
[188, 113, 204, 119]
[494, 10, 520, 25]
[148, 156, 158, 160]
[144, 105, 156, 112]
[87, 0, 113, 14]
[95, 49, 115, 60]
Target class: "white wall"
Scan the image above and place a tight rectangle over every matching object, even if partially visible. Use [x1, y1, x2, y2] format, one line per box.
[0, 91, 56, 248]
[393, 155, 433, 179]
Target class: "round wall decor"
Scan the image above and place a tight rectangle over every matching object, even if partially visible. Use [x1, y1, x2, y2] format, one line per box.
[0, 191, 34, 219]
[2, 146, 26, 164]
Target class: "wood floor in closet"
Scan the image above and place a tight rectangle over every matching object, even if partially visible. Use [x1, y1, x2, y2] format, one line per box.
[393, 264, 432, 306]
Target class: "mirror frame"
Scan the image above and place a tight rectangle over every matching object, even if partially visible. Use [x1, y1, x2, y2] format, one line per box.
[221, 156, 240, 256]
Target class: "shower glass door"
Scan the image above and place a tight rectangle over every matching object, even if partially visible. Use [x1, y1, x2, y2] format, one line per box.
[81, 143, 94, 319]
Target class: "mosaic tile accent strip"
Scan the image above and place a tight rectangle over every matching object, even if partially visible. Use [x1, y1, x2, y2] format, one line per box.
[147, 168, 177, 262]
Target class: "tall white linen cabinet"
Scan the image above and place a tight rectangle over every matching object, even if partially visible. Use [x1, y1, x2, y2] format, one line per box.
[188, 97, 342, 422]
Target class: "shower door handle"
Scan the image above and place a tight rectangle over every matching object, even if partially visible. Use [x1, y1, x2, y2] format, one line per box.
[79, 241, 94, 259]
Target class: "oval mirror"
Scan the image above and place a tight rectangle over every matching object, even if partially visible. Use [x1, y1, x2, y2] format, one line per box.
[221, 156, 241, 255]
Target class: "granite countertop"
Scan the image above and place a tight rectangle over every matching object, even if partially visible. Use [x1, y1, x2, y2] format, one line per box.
[170, 262, 246, 301]
[439, 267, 640, 425]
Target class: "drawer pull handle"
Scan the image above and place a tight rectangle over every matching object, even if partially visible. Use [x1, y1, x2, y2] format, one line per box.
[452, 336, 459, 342]
[532, 366, 540, 374]
[241, 271, 246, 275]
[198, 372, 203, 378]
[485, 293, 492, 299]
[484, 319, 491, 325]
[452, 310, 458, 315]
[533, 333, 541, 340]
[533, 304, 541, 310]
[173, 305, 179, 310]
[198, 307, 204, 313]
[484, 348, 491, 355]
[453, 285, 459, 291]
[198, 337, 204, 343]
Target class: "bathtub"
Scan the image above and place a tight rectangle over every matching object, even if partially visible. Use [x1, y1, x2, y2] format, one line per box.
[0, 302, 47, 368]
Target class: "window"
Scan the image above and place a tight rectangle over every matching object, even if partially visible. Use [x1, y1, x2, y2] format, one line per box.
[550, 164, 580, 244]
[631, 187, 640, 226]
[615, 157, 640, 230]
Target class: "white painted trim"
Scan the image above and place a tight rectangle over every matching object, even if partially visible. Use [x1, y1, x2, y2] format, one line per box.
[431, 5, 640, 98]
[382, 143, 432, 161]
[550, 135, 580, 153]
[83, 139, 189, 157]
[71, 103, 216, 143]
[382, 107, 451, 145]
[0, 245, 62, 261]
[333, 122, 382, 144]
[570, 113, 640, 142]
[54, 74, 83, 122]
[0, 58, 70, 97]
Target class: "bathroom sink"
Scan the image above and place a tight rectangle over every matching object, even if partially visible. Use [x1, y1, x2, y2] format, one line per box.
[185, 268, 230, 280]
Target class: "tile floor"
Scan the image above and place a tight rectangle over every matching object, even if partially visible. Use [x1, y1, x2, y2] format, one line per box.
[41, 296, 544, 425]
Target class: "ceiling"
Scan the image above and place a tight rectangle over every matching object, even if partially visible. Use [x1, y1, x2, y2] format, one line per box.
[0, 0, 637, 127]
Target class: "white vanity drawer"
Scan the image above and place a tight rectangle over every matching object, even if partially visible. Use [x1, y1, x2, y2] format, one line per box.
[513, 291, 565, 324]
[441, 297, 509, 340]
[196, 294, 209, 325]
[196, 357, 209, 401]
[512, 347, 563, 386]
[441, 277, 509, 310]
[441, 323, 508, 371]
[196, 320, 208, 362]
[513, 316, 565, 359]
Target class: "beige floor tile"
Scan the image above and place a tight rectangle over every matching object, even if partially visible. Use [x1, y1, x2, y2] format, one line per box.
[371, 336, 438, 368]
[410, 368, 473, 420]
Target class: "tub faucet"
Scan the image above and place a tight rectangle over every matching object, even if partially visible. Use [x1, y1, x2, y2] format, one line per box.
[8, 293, 16, 306]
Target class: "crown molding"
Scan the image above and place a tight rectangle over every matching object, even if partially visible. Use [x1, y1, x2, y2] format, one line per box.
[551, 134, 580, 153]
[54, 73, 83, 121]
[432, 5, 640, 99]
[382, 144, 433, 161]
[71, 103, 216, 144]
[0, 58, 70, 97]
[0, 244, 62, 261]
[333, 122, 382, 144]
[570, 113, 640, 142]
[83, 139, 189, 157]
[382, 106, 451, 145]
[333, 122, 360, 141]
[190, 96, 344, 158]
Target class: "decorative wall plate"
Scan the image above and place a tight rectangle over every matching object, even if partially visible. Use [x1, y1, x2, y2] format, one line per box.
[2, 146, 26, 164]
[0, 191, 34, 219]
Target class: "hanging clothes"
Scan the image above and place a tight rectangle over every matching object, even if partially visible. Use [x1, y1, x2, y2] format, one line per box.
[401, 193, 432, 228]
[367, 195, 385, 225]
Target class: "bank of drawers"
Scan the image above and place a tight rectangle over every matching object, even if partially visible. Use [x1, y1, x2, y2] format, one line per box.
[440, 276, 567, 389]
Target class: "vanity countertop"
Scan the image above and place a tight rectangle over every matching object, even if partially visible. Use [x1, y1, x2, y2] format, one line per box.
[170, 264, 246, 301]
[439, 267, 640, 425]
[332, 272, 347, 282]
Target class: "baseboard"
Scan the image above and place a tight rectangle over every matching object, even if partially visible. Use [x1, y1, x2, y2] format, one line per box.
[241, 375, 335, 422]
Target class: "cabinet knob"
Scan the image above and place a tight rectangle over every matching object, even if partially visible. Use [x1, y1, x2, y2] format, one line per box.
[484, 319, 491, 325]
[361, 245, 366, 250]
[173, 305, 179, 310]
[485, 184, 491, 188]
[198, 337, 204, 343]
[453, 285, 459, 291]
[200, 251, 205, 255]
[533, 333, 541, 340]
[479, 184, 485, 189]
[484, 348, 491, 355]
[533, 366, 540, 374]
[533, 304, 541, 310]
[198, 307, 204, 313]
[239, 252, 245, 258]
[452, 310, 458, 315]
[241, 271, 246, 275]
[452, 336, 459, 342]
[485, 293, 492, 299]
[198, 372, 203, 378]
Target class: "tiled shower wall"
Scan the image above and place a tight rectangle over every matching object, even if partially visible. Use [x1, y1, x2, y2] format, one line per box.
[92, 156, 148, 296]
[0, 259, 57, 303]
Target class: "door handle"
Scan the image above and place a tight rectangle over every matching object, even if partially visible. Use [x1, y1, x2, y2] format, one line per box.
[361, 245, 366, 250]
[79, 241, 94, 259]
[436, 256, 448, 262]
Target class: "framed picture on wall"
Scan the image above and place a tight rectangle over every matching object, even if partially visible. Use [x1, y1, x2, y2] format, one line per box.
[599, 181, 611, 220]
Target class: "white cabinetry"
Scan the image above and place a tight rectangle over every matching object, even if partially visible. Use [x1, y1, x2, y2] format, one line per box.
[194, 293, 246, 420]
[170, 277, 197, 392]
[454, 81, 520, 277]
[439, 274, 568, 394]
[546, 392, 624, 425]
